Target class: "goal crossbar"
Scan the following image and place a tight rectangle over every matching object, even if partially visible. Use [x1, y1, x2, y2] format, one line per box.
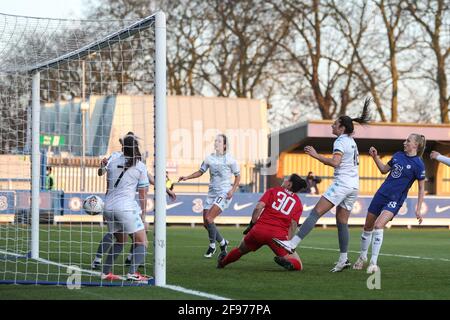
[0, 14, 157, 74]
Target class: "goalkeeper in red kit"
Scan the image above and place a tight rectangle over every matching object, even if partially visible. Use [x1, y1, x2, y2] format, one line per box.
[218, 174, 307, 271]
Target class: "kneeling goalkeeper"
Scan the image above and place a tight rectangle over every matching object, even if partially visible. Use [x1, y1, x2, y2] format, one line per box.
[218, 174, 306, 271]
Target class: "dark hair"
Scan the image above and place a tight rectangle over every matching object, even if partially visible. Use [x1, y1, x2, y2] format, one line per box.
[289, 174, 307, 193]
[338, 97, 371, 134]
[46, 166, 52, 172]
[122, 134, 141, 168]
[218, 134, 228, 152]
[119, 131, 135, 145]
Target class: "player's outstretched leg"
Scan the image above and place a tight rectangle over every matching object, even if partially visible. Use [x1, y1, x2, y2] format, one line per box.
[273, 255, 302, 271]
[272, 209, 322, 253]
[217, 247, 242, 269]
[217, 240, 251, 269]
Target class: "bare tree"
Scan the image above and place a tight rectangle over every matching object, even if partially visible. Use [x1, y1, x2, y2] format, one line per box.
[375, 0, 408, 122]
[193, 0, 291, 99]
[406, 0, 450, 123]
[272, 0, 368, 120]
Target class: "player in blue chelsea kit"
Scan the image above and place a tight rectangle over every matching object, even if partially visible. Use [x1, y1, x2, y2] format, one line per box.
[353, 134, 426, 273]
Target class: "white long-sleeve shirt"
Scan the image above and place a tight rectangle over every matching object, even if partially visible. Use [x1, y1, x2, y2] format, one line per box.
[436, 154, 450, 167]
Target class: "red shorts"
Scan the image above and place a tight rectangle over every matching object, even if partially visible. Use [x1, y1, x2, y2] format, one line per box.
[243, 225, 290, 257]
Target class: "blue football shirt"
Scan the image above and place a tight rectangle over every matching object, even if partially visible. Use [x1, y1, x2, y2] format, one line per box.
[377, 151, 425, 202]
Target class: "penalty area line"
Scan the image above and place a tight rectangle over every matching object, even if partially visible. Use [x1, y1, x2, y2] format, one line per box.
[163, 284, 231, 300]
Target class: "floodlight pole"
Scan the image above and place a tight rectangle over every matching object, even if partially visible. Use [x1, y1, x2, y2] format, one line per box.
[31, 72, 40, 259]
[154, 11, 167, 287]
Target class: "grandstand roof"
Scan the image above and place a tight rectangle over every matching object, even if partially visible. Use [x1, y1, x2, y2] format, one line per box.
[271, 120, 450, 155]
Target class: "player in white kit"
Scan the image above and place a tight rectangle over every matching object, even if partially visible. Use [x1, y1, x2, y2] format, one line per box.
[91, 132, 176, 270]
[179, 134, 241, 258]
[274, 98, 371, 272]
[100, 134, 151, 282]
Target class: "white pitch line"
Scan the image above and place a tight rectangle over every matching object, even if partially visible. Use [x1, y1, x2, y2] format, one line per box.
[299, 245, 450, 262]
[163, 284, 231, 300]
[171, 244, 450, 262]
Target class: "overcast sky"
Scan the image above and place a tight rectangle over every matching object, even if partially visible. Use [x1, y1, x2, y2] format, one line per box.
[0, 0, 85, 19]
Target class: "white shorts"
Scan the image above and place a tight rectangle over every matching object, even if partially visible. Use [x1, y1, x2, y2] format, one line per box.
[204, 194, 232, 212]
[323, 182, 358, 211]
[103, 208, 144, 234]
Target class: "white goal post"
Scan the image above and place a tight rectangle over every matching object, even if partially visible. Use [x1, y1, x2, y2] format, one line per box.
[0, 11, 167, 287]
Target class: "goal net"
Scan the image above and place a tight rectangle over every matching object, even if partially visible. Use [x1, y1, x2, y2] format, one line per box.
[0, 12, 167, 286]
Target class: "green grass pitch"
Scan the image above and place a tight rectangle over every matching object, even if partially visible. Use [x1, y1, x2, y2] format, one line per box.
[1, 226, 449, 299]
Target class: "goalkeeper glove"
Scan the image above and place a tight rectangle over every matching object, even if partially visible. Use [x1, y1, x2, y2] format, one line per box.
[243, 221, 255, 235]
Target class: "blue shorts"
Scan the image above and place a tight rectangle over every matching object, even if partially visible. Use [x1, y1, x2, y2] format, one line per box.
[367, 192, 403, 217]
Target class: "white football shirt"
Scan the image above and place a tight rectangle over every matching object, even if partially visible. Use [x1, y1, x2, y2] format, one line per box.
[332, 134, 359, 189]
[104, 154, 150, 211]
[200, 153, 240, 195]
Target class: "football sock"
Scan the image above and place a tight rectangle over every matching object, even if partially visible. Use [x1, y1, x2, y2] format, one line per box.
[337, 222, 349, 261]
[127, 243, 135, 261]
[102, 242, 124, 275]
[295, 209, 321, 244]
[370, 229, 384, 265]
[221, 248, 242, 266]
[215, 230, 224, 244]
[129, 244, 146, 274]
[360, 230, 373, 259]
[339, 252, 348, 263]
[206, 223, 218, 245]
[95, 232, 114, 260]
[287, 258, 302, 271]
[219, 238, 227, 246]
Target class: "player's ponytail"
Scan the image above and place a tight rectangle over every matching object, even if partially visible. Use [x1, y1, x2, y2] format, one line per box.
[412, 133, 426, 157]
[122, 133, 142, 168]
[338, 97, 372, 134]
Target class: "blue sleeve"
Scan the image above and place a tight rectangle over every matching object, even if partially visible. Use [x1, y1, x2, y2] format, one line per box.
[387, 152, 399, 168]
[416, 160, 426, 181]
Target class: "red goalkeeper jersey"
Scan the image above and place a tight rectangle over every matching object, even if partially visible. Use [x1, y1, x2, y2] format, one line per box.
[256, 187, 303, 231]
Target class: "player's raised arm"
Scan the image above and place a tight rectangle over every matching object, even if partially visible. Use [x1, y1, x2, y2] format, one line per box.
[431, 151, 450, 167]
[304, 145, 343, 168]
[178, 170, 204, 182]
[369, 147, 390, 174]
